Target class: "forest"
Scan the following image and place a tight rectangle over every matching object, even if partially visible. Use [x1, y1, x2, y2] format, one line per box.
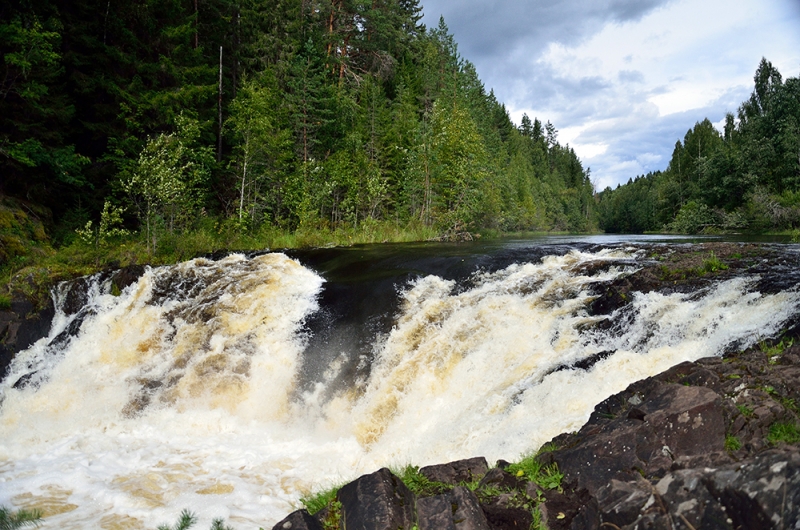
[1, 0, 596, 270]
[597, 58, 800, 234]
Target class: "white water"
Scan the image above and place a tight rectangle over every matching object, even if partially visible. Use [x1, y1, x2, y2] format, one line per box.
[1, 249, 798, 529]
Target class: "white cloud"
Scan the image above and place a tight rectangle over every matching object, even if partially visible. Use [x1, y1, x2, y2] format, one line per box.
[421, 0, 800, 187]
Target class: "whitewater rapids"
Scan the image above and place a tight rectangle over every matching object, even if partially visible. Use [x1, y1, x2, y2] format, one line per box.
[1, 248, 798, 528]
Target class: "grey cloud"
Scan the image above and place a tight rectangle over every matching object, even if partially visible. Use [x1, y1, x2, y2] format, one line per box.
[421, 0, 673, 63]
[618, 70, 645, 83]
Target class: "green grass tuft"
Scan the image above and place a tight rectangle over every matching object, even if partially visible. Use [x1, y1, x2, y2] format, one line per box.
[767, 422, 800, 445]
[699, 251, 728, 274]
[395, 465, 452, 497]
[0, 506, 42, 530]
[724, 434, 742, 452]
[299, 483, 344, 515]
[505, 452, 563, 491]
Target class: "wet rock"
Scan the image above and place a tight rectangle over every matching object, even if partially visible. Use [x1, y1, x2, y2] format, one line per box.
[337, 468, 415, 530]
[539, 488, 594, 530]
[477, 468, 526, 491]
[594, 479, 652, 528]
[417, 486, 489, 530]
[0, 294, 55, 378]
[271, 510, 323, 530]
[481, 503, 532, 530]
[552, 381, 726, 492]
[419, 457, 489, 486]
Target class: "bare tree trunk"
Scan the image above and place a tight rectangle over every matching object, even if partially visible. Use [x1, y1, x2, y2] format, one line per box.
[218, 46, 223, 163]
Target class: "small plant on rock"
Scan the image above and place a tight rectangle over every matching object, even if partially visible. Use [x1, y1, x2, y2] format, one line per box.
[767, 422, 800, 445]
[299, 484, 343, 515]
[724, 434, 742, 452]
[396, 465, 452, 496]
[506, 453, 563, 491]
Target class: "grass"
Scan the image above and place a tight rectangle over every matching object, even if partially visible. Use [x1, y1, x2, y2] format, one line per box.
[724, 434, 742, 452]
[505, 448, 563, 492]
[0, 506, 42, 530]
[0, 293, 10, 310]
[395, 465, 452, 497]
[699, 251, 729, 274]
[767, 422, 800, 445]
[1, 218, 439, 310]
[299, 483, 345, 515]
[760, 338, 794, 364]
[156, 510, 234, 530]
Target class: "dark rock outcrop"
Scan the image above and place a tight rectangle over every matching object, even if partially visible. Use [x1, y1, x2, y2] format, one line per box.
[336, 468, 415, 530]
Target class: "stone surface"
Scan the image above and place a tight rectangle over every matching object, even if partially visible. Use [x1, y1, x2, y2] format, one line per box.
[337, 468, 415, 530]
[419, 457, 489, 486]
[271, 509, 323, 530]
[416, 487, 490, 530]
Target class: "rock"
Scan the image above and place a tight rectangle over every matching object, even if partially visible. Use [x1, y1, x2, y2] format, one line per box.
[552, 382, 726, 492]
[419, 457, 489, 485]
[477, 468, 526, 491]
[337, 468, 415, 530]
[417, 486, 489, 530]
[594, 479, 652, 528]
[271, 510, 323, 530]
[481, 503, 532, 530]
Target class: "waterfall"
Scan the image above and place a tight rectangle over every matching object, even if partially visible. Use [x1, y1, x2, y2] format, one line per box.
[1, 247, 798, 529]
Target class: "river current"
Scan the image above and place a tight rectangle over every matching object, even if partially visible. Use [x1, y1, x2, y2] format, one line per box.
[1, 236, 799, 528]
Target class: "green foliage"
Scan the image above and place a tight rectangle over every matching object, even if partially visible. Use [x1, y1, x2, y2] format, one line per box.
[395, 465, 452, 497]
[600, 58, 800, 234]
[299, 484, 342, 516]
[0, 506, 42, 530]
[724, 434, 742, 452]
[156, 510, 233, 530]
[736, 404, 755, 417]
[506, 453, 563, 491]
[767, 422, 800, 445]
[2, 0, 599, 265]
[760, 338, 793, 363]
[699, 252, 728, 273]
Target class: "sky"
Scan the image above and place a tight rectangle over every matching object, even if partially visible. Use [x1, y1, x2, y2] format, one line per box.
[418, 0, 800, 191]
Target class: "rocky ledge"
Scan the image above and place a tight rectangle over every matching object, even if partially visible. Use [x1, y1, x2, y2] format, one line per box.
[274, 344, 800, 530]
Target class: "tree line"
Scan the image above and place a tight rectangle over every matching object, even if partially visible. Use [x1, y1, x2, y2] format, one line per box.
[1, 0, 596, 252]
[597, 58, 800, 234]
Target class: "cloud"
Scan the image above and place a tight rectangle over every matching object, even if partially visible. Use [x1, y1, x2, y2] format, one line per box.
[419, 0, 800, 188]
[618, 70, 645, 84]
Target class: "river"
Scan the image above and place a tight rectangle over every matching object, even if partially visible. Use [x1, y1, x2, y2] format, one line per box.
[1, 235, 798, 529]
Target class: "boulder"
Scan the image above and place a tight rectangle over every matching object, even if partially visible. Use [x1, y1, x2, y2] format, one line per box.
[416, 486, 489, 530]
[552, 382, 726, 492]
[337, 468, 415, 530]
[271, 510, 323, 530]
[419, 457, 489, 486]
